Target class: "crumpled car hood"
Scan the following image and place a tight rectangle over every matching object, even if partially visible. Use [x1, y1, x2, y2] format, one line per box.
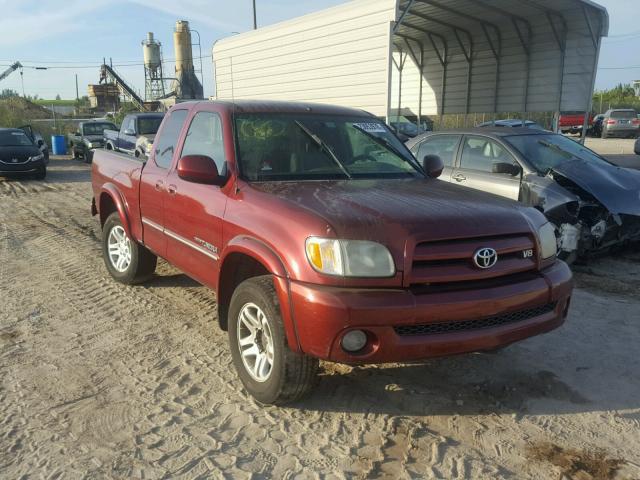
[551, 159, 640, 216]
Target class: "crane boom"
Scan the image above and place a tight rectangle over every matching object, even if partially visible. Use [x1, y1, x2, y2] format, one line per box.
[0, 62, 23, 83]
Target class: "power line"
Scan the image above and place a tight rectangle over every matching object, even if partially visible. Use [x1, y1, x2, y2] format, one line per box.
[599, 65, 640, 70]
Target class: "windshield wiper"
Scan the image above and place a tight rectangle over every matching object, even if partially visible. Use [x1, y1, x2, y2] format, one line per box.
[294, 121, 351, 179]
[352, 125, 419, 169]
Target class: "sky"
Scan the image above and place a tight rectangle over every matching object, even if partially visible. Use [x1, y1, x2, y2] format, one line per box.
[0, 0, 638, 101]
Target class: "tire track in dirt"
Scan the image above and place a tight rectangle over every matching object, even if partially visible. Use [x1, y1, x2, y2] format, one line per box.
[3, 159, 640, 479]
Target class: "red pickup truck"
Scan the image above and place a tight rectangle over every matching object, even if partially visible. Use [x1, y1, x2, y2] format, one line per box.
[91, 100, 573, 405]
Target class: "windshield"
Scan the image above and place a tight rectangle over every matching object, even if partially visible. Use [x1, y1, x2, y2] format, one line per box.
[0, 131, 33, 147]
[505, 134, 611, 173]
[83, 123, 116, 135]
[234, 113, 422, 181]
[138, 117, 163, 135]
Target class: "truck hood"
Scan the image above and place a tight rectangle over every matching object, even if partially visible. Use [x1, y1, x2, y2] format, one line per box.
[550, 159, 640, 216]
[251, 178, 537, 245]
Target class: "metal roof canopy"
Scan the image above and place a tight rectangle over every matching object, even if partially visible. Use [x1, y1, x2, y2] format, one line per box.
[391, 0, 609, 120]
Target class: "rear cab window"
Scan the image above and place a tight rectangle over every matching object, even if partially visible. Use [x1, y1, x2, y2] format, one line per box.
[154, 110, 188, 169]
[610, 110, 636, 119]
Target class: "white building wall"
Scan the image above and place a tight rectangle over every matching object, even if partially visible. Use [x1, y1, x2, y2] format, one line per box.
[213, 0, 397, 118]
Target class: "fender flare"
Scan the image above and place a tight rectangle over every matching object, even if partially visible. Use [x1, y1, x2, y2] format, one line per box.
[99, 183, 132, 238]
[219, 236, 302, 352]
[220, 236, 288, 279]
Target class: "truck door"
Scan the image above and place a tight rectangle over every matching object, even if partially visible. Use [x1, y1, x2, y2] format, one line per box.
[139, 109, 189, 258]
[163, 109, 228, 288]
[121, 116, 137, 153]
[451, 135, 522, 201]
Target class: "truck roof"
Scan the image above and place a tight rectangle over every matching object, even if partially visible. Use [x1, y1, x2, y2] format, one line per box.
[180, 100, 373, 118]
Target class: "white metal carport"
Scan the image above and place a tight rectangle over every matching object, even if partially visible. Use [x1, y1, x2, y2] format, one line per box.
[391, 0, 609, 125]
[212, 0, 608, 127]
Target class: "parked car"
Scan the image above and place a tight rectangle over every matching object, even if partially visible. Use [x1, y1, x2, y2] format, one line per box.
[19, 125, 49, 163]
[600, 109, 640, 138]
[558, 111, 592, 135]
[634, 136, 640, 155]
[407, 128, 640, 262]
[104, 112, 164, 158]
[68, 120, 117, 163]
[477, 119, 546, 130]
[92, 100, 573, 405]
[0, 128, 47, 179]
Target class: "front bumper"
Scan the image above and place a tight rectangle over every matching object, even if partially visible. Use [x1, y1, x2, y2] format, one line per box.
[290, 261, 573, 363]
[0, 160, 44, 174]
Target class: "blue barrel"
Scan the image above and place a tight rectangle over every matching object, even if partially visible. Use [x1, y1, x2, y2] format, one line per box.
[51, 135, 67, 155]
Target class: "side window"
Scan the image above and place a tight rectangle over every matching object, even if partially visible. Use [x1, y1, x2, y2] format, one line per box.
[180, 112, 227, 172]
[154, 110, 188, 169]
[124, 117, 135, 133]
[416, 135, 461, 167]
[460, 136, 517, 173]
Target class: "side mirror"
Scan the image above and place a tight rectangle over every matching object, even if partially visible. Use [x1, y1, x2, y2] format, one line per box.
[177, 155, 225, 185]
[423, 154, 444, 179]
[37, 139, 44, 147]
[493, 162, 522, 176]
[124, 128, 135, 136]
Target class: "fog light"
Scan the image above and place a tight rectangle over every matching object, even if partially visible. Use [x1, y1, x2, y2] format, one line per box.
[341, 330, 368, 353]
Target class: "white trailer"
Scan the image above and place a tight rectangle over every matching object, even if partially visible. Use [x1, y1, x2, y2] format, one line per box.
[212, 0, 608, 124]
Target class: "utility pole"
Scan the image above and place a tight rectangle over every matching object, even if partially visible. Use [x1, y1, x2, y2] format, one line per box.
[253, 0, 257, 29]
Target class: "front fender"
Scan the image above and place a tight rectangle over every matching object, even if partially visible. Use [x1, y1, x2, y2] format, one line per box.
[100, 183, 132, 238]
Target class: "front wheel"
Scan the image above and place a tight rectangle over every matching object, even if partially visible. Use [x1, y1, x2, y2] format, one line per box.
[34, 166, 46, 180]
[102, 212, 157, 284]
[228, 276, 319, 405]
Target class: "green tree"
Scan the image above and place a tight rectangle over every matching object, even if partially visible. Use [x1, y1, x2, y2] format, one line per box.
[0, 88, 19, 99]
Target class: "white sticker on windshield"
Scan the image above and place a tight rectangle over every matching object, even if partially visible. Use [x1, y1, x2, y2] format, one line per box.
[11, 132, 25, 135]
[353, 122, 387, 133]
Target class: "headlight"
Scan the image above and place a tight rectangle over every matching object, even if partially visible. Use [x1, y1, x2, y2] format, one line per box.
[305, 237, 395, 277]
[89, 142, 100, 148]
[538, 223, 557, 260]
[145, 143, 153, 153]
[29, 153, 44, 162]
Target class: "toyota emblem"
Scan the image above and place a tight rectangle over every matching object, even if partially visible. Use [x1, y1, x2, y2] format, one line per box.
[473, 248, 498, 269]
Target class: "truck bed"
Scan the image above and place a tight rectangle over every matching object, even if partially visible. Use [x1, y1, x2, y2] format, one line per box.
[91, 149, 145, 239]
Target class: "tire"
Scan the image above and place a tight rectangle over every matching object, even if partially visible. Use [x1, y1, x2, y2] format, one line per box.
[34, 166, 46, 180]
[102, 212, 157, 285]
[228, 276, 319, 405]
[558, 250, 578, 266]
[106, 142, 113, 151]
[73, 148, 81, 160]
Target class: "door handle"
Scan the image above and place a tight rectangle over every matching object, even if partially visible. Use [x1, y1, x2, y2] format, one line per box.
[453, 174, 467, 182]
[167, 184, 177, 196]
[155, 180, 164, 191]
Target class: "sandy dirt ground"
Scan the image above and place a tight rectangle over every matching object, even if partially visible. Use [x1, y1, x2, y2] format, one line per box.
[1, 157, 639, 480]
